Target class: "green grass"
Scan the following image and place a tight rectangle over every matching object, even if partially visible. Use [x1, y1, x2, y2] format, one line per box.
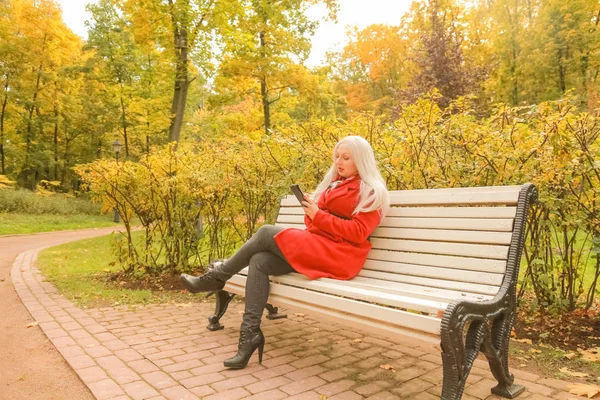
[0, 213, 118, 235]
[37, 232, 205, 308]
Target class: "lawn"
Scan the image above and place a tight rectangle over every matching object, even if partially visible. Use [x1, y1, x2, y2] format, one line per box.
[0, 213, 118, 235]
[36, 231, 207, 308]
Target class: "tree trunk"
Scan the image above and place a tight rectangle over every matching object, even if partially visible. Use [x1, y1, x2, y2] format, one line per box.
[557, 48, 567, 94]
[119, 94, 129, 157]
[0, 75, 8, 175]
[168, 27, 189, 144]
[259, 30, 271, 135]
[53, 102, 59, 181]
[19, 59, 44, 189]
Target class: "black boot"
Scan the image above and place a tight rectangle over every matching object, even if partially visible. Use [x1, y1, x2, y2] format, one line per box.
[180, 260, 226, 293]
[223, 327, 265, 369]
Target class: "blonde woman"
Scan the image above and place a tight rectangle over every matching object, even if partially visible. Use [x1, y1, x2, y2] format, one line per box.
[181, 136, 390, 369]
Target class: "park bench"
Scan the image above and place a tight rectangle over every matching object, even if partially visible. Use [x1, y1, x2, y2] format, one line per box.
[206, 183, 538, 400]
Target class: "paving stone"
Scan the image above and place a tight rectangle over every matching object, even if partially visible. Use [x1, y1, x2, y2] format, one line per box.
[243, 388, 288, 400]
[122, 380, 160, 400]
[160, 385, 198, 400]
[245, 375, 294, 394]
[280, 376, 328, 396]
[391, 377, 434, 398]
[316, 379, 356, 396]
[141, 371, 178, 389]
[87, 378, 125, 400]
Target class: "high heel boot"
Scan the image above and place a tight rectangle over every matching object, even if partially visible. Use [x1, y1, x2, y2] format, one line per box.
[223, 327, 265, 369]
[180, 260, 226, 293]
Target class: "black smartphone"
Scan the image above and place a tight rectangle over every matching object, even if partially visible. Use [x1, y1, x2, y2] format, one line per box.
[290, 184, 306, 206]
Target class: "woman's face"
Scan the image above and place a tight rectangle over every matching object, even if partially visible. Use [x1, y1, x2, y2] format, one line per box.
[335, 144, 358, 178]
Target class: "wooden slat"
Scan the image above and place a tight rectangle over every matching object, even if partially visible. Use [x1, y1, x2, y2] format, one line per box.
[385, 206, 517, 219]
[370, 238, 509, 260]
[358, 270, 500, 296]
[278, 207, 306, 215]
[388, 190, 520, 206]
[268, 274, 449, 315]
[371, 227, 512, 245]
[278, 214, 515, 232]
[225, 275, 442, 335]
[361, 259, 504, 286]
[367, 249, 506, 274]
[236, 268, 492, 304]
[347, 276, 492, 303]
[378, 217, 514, 232]
[274, 223, 304, 230]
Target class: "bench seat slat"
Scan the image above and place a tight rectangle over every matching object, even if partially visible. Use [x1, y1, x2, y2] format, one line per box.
[371, 227, 513, 245]
[370, 238, 509, 260]
[347, 276, 492, 303]
[361, 259, 504, 286]
[358, 270, 500, 296]
[225, 275, 442, 336]
[236, 268, 492, 304]
[267, 274, 449, 315]
[367, 249, 506, 273]
[277, 214, 515, 232]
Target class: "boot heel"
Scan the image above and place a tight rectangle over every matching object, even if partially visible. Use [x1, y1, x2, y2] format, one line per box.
[258, 340, 265, 364]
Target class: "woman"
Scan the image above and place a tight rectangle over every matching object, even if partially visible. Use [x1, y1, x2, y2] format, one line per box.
[180, 135, 390, 369]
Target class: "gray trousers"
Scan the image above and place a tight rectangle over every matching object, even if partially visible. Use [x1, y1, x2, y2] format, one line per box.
[213, 225, 294, 331]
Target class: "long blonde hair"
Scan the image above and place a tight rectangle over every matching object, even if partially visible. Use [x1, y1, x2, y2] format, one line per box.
[313, 136, 390, 216]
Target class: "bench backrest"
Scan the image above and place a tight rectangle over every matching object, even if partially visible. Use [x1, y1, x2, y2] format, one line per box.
[275, 185, 528, 305]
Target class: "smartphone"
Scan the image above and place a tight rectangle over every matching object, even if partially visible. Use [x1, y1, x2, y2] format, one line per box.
[290, 184, 306, 206]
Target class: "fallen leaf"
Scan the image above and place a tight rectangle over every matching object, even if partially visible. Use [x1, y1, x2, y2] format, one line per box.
[353, 338, 362, 343]
[580, 348, 600, 362]
[379, 364, 395, 372]
[307, 339, 314, 342]
[560, 367, 590, 378]
[529, 348, 542, 354]
[568, 383, 600, 398]
[319, 395, 327, 400]
[25, 321, 39, 328]
[514, 338, 533, 345]
[564, 353, 577, 360]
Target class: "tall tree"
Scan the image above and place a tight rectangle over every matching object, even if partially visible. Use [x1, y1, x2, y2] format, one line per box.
[403, 0, 472, 108]
[118, 0, 229, 144]
[213, 0, 338, 136]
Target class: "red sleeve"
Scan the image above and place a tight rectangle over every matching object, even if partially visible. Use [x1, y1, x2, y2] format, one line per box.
[303, 213, 313, 229]
[311, 208, 381, 243]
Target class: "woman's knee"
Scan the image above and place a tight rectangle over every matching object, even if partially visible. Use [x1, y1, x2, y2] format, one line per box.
[248, 252, 271, 273]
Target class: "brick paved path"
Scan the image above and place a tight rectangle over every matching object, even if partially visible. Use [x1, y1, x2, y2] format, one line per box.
[12, 246, 587, 400]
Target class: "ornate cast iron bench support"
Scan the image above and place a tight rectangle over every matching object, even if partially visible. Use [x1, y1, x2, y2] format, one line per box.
[439, 184, 537, 400]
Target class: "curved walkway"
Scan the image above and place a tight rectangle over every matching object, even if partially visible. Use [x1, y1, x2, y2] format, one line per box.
[5, 231, 589, 400]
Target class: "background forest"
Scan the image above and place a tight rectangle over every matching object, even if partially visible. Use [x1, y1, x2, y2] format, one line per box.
[1, 0, 600, 315]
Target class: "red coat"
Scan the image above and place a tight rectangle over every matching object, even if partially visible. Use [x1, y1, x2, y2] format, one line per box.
[274, 177, 382, 280]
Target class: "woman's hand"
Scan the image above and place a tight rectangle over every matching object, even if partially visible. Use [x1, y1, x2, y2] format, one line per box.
[302, 195, 319, 219]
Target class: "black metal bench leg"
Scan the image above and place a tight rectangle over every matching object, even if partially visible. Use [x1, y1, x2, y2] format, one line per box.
[206, 290, 235, 331]
[483, 314, 525, 398]
[264, 303, 287, 320]
[440, 320, 481, 400]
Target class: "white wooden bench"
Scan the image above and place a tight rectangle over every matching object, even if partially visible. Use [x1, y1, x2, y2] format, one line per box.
[206, 183, 538, 400]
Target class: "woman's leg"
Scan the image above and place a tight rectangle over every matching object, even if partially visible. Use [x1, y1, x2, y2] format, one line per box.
[180, 224, 289, 293]
[223, 251, 294, 369]
[212, 224, 288, 282]
[240, 251, 294, 331]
